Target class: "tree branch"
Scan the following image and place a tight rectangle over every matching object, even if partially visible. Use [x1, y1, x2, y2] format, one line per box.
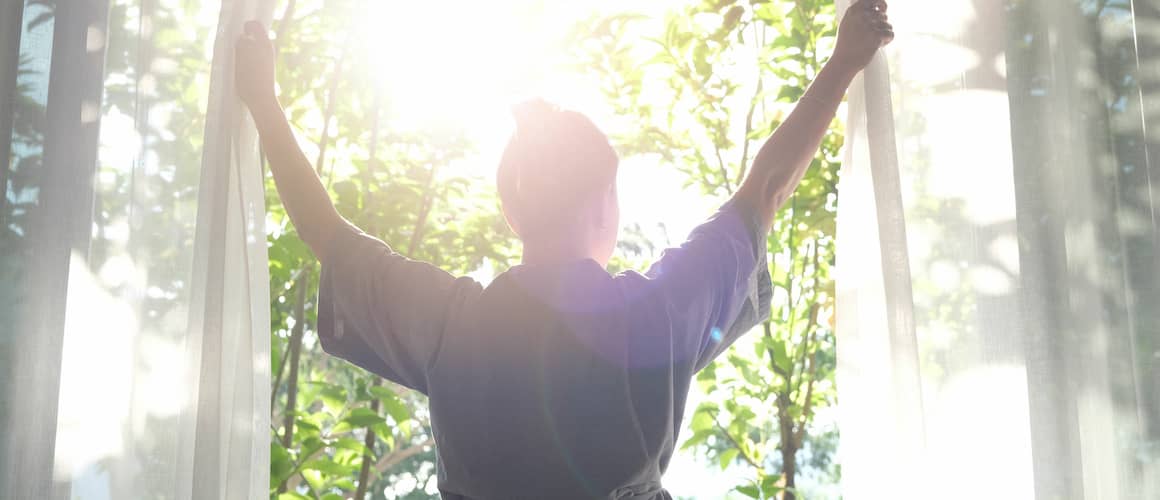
[794, 349, 819, 449]
[735, 77, 763, 186]
[363, 88, 381, 195]
[353, 380, 382, 500]
[713, 140, 734, 195]
[792, 301, 822, 448]
[764, 322, 790, 379]
[270, 331, 290, 410]
[284, 445, 327, 492]
[788, 243, 819, 386]
[314, 36, 351, 175]
[273, 0, 297, 55]
[277, 269, 311, 493]
[271, 264, 310, 412]
[710, 409, 763, 471]
[374, 437, 436, 474]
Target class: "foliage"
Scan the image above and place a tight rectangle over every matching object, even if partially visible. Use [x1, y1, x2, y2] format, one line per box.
[264, 0, 844, 498]
[265, 1, 518, 498]
[571, 0, 843, 498]
[0, 0, 844, 497]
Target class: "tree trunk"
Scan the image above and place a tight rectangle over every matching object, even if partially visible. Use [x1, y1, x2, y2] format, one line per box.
[353, 162, 442, 498]
[779, 406, 798, 500]
[780, 443, 797, 500]
[353, 379, 381, 500]
[277, 270, 310, 493]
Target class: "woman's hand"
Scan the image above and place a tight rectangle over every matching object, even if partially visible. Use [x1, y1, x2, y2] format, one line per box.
[236, 19, 346, 260]
[831, 0, 894, 74]
[235, 21, 277, 109]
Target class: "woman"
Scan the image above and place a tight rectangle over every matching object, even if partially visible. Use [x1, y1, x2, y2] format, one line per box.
[236, 1, 892, 498]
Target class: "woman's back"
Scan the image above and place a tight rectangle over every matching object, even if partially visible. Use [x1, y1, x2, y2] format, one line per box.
[316, 201, 769, 499]
[432, 261, 666, 499]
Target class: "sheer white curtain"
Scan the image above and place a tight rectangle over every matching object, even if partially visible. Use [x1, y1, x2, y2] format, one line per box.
[1, 0, 272, 498]
[836, 0, 1160, 499]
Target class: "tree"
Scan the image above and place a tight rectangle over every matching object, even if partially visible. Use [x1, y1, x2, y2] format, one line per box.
[262, 0, 845, 498]
[570, 0, 843, 498]
[264, 1, 518, 498]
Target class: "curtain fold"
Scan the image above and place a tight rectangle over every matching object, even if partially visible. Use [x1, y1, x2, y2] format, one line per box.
[836, 0, 1160, 498]
[833, 2, 927, 494]
[0, 0, 272, 498]
[2, 1, 112, 496]
[182, 1, 273, 498]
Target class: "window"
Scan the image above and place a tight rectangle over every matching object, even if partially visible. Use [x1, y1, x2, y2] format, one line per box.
[0, 1, 271, 498]
[836, 0, 1159, 498]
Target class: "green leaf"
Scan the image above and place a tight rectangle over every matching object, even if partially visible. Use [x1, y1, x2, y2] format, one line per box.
[270, 442, 294, 489]
[681, 429, 712, 450]
[690, 409, 714, 433]
[330, 421, 353, 435]
[736, 484, 761, 499]
[693, 43, 712, 78]
[770, 262, 788, 288]
[301, 468, 325, 492]
[294, 417, 321, 435]
[354, 379, 371, 402]
[761, 474, 785, 496]
[367, 385, 394, 400]
[343, 407, 387, 428]
[718, 448, 740, 470]
[772, 338, 792, 373]
[777, 84, 805, 103]
[333, 436, 373, 457]
[369, 386, 411, 424]
[738, 360, 764, 386]
[319, 384, 347, 414]
[371, 420, 392, 439]
[301, 458, 353, 476]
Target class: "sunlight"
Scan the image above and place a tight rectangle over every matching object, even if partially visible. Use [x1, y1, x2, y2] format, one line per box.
[354, 0, 659, 143]
[922, 364, 1034, 500]
[54, 253, 136, 483]
[358, 0, 542, 127]
[353, 0, 716, 242]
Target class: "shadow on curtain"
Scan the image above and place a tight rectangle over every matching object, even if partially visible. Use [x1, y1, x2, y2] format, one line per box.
[837, 0, 1159, 498]
[0, 0, 272, 498]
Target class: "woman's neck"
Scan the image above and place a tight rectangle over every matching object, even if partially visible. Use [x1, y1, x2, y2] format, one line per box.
[520, 235, 602, 266]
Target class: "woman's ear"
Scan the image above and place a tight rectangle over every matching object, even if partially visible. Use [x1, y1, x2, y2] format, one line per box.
[501, 203, 522, 237]
[597, 184, 618, 229]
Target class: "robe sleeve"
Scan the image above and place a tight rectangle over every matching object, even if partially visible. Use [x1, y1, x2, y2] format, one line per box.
[643, 200, 772, 371]
[316, 223, 481, 393]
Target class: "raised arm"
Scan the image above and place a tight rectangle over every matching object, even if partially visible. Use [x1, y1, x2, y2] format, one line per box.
[733, 0, 893, 232]
[235, 21, 347, 260]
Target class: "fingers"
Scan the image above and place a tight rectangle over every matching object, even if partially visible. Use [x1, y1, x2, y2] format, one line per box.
[863, 9, 887, 23]
[857, 0, 892, 43]
[880, 30, 895, 45]
[854, 0, 887, 12]
[876, 21, 895, 45]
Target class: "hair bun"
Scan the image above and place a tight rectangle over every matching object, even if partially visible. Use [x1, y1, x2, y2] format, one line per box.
[497, 99, 619, 238]
[511, 98, 560, 135]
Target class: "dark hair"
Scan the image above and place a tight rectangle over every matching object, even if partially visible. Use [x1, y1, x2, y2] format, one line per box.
[497, 99, 618, 238]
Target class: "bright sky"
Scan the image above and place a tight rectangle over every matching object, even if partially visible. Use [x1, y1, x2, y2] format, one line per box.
[358, 0, 721, 246]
